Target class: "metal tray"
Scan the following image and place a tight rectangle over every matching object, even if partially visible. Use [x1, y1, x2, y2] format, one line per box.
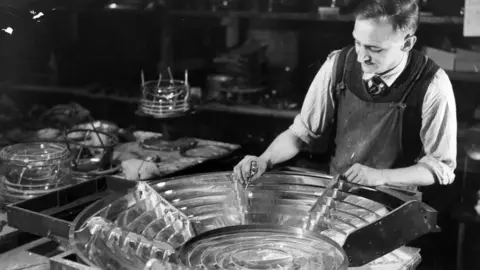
[6, 176, 137, 242]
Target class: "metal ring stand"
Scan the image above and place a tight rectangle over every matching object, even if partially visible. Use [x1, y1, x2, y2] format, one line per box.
[65, 129, 119, 180]
[136, 78, 195, 141]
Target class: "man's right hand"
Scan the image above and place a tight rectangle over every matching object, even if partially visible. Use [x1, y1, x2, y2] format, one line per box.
[233, 155, 268, 185]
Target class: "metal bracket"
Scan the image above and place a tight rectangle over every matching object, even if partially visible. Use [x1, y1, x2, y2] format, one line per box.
[343, 200, 438, 267]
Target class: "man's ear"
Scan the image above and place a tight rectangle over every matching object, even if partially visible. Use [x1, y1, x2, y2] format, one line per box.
[401, 35, 417, 52]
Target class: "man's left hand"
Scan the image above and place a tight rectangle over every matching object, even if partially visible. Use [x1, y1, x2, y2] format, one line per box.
[344, 163, 386, 186]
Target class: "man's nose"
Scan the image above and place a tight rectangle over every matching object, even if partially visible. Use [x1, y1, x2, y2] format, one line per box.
[356, 47, 371, 63]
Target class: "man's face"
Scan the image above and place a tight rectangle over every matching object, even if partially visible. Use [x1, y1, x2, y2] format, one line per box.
[353, 18, 410, 74]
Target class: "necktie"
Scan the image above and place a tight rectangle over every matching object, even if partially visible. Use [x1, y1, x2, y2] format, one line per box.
[368, 76, 387, 97]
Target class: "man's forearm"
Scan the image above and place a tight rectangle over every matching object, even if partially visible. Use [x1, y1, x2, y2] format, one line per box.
[381, 164, 436, 187]
[259, 130, 304, 168]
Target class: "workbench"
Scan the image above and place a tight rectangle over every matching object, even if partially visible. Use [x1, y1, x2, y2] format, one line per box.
[0, 210, 421, 270]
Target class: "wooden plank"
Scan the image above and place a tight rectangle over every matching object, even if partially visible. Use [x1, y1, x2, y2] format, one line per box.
[169, 10, 353, 22]
[198, 103, 299, 119]
[5, 80, 479, 123]
[0, 84, 298, 118]
[0, 84, 138, 103]
[447, 70, 480, 83]
[169, 10, 463, 24]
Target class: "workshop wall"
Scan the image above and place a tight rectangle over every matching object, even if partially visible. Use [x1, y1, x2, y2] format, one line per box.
[1, 11, 478, 155]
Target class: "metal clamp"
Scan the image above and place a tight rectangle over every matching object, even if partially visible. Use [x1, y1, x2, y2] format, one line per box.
[305, 175, 345, 230]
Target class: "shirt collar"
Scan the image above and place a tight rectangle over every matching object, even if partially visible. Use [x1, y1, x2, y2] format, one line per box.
[362, 52, 408, 87]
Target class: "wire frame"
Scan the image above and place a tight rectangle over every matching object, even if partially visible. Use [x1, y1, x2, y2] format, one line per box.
[138, 80, 192, 118]
[0, 142, 73, 203]
[65, 129, 118, 179]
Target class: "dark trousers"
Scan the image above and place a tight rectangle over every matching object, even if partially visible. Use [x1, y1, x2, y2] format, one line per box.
[409, 203, 457, 270]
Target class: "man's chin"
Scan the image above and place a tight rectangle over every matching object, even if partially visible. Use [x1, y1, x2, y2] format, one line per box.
[361, 65, 377, 73]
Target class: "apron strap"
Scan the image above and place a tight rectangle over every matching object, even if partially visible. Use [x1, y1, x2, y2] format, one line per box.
[333, 46, 355, 96]
[324, 46, 355, 166]
[396, 54, 430, 106]
[388, 55, 432, 178]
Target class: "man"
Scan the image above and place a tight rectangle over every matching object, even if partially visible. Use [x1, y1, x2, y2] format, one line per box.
[234, 0, 458, 267]
[234, 0, 457, 192]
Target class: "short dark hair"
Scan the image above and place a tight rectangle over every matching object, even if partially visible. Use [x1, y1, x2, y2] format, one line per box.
[354, 0, 419, 34]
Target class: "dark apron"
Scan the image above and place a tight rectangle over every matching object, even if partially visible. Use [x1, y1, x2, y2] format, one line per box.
[329, 80, 416, 192]
[323, 48, 450, 268]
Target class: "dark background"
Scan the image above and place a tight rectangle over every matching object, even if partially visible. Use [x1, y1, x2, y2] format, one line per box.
[0, 1, 479, 269]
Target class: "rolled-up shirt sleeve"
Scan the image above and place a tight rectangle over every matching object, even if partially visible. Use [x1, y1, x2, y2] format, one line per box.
[289, 51, 340, 145]
[417, 68, 457, 185]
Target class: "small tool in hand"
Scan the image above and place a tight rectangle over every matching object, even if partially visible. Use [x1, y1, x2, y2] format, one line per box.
[230, 160, 258, 223]
[232, 175, 248, 223]
[245, 160, 259, 189]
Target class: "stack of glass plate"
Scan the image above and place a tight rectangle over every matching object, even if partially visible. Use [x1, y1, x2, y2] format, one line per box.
[178, 225, 347, 270]
[0, 142, 72, 204]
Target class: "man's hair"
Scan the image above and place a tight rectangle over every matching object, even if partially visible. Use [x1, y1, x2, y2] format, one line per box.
[354, 0, 419, 34]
